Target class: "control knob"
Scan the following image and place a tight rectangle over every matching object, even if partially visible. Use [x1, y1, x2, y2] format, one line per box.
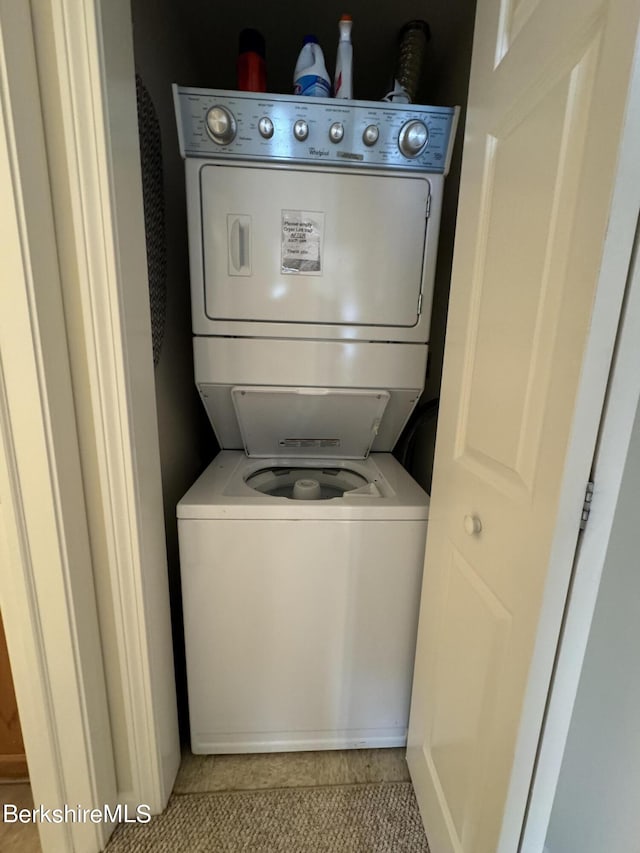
[293, 119, 309, 141]
[398, 120, 429, 158]
[329, 122, 344, 143]
[258, 117, 274, 139]
[363, 125, 379, 146]
[205, 106, 237, 145]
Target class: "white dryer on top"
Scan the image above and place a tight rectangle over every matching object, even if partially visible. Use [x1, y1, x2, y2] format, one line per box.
[175, 87, 458, 347]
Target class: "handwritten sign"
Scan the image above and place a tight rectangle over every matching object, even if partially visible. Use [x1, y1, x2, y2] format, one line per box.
[281, 211, 325, 274]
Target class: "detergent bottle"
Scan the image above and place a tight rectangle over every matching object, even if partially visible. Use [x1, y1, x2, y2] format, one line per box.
[293, 35, 331, 97]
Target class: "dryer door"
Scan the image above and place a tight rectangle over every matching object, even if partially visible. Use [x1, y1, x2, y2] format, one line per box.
[200, 164, 430, 328]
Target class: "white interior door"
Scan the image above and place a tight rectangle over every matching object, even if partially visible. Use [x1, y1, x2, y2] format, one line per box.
[407, 1, 640, 851]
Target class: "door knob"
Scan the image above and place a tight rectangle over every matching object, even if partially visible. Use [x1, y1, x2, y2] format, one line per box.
[464, 514, 482, 535]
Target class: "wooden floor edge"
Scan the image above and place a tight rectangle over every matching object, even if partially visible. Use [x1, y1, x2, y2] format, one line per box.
[0, 753, 29, 780]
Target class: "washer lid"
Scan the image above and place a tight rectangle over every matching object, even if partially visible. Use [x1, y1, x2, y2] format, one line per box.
[231, 386, 391, 459]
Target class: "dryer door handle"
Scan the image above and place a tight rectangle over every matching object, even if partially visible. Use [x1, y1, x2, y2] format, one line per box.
[228, 215, 251, 276]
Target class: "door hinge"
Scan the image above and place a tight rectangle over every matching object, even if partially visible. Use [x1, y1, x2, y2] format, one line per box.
[417, 292, 423, 315]
[579, 480, 595, 531]
[426, 195, 431, 218]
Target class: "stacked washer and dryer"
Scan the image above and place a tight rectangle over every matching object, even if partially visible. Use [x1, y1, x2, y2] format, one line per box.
[173, 87, 458, 754]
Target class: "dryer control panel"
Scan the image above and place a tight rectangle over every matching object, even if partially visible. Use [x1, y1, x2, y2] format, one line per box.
[174, 86, 459, 174]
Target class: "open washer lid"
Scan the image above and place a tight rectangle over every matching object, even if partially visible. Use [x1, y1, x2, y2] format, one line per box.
[231, 386, 391, 459]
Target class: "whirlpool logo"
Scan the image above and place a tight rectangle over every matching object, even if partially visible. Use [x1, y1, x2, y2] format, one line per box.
[308, 147, 330, 158]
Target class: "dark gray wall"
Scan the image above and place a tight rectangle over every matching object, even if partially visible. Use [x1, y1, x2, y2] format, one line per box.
[131, 0, 215, 738]
[183, 0, 472, 106]
[393, 4, 477, 491]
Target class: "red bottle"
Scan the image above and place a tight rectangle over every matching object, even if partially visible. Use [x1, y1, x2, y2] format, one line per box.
[237, 29, 266, 93]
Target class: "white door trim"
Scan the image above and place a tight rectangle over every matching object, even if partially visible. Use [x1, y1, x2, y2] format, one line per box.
[520, 41, 640, 847]
[0, 3, 117, 851]
[29, 0, 181, 809]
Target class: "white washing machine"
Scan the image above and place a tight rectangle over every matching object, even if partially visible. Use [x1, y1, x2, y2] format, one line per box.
[173, 87, 458, 753]
[178, 451, 428, 753]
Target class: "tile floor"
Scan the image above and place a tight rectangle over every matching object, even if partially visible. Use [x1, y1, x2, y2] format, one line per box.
[174, 747, 411, 793]
[0, 782, 41, 853]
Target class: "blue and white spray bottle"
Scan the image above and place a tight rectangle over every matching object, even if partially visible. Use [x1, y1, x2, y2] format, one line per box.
[334, 14, 353, 99]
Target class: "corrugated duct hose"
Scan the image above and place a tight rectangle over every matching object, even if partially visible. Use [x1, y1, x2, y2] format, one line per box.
[135, 73, 167, 368]
[394, 397, 439, 491]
